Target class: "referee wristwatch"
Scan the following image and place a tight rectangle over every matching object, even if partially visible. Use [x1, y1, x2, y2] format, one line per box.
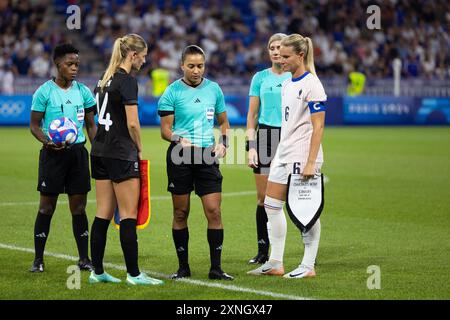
[171, 134, 182, 144]
[219, 135, 229, 148]
[246, 140, 257, 151]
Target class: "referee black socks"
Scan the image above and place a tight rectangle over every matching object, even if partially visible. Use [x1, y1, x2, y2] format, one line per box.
[33, 212, 53, 261]
[172, 228, 189, 268]
[256, 205, 269, 255]
[72, 213, 89, 260]
[207, 228, 224, 270]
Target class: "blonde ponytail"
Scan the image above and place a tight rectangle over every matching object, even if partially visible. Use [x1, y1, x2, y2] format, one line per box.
[304, 37, 316, 76]
[99, 34, 147, 91]
[99, 38, 124, 91]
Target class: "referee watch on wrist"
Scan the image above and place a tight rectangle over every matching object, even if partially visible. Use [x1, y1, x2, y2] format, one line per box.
[246, 140, 257, 152]
[219, 135, 229, 148]
[171, 134, 182, 144]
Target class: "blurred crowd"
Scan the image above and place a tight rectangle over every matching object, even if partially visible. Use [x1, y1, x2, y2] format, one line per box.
[0, 0, 449, 94]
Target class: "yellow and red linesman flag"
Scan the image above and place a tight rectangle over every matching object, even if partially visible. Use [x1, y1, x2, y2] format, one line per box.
[113, 159, 151, 230]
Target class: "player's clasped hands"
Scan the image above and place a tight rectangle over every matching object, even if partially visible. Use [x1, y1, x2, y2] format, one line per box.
[44, 140, 66, 151]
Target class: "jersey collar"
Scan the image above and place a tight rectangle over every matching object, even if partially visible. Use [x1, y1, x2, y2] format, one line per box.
[51, 78, 74, 91]
[292, 71, 310, 82]
[181, 78, 204, 88]
[117, 67, 129, 74]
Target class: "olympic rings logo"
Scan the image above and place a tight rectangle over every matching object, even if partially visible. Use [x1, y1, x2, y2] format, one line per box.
[0, 100, 26, 116]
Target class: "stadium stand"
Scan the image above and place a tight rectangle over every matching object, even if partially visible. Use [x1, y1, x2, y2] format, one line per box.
[0, 0, 449, 96]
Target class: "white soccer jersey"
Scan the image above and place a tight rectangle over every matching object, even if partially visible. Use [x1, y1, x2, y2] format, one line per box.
[275, 72, 327, 164]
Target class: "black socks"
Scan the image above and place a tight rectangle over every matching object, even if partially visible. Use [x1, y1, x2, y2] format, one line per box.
[174, 228, 224, 271]
[33, 213, 52, 261]
[207, 229, 224, 270]
[91, 218, 140, 277]
[256, 205, 269, 255]
[72, 214, 89, 260]
[90, 217, 110, 275]
[172, 228, 189, 268]
[119, 218, 140, 277]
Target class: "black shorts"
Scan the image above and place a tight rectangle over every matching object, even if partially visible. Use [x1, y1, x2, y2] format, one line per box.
[253, 124, 281, 175]
[37, 143, 91, 195]
[166, 143, 222, 197]
[91, 156, 140, 183]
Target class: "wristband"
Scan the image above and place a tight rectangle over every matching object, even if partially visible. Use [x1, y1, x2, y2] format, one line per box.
[219, 135, 229, 148]
[246, 140, 256, 152]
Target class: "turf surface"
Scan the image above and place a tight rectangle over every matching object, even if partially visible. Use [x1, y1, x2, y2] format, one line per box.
[1, 127, 449, 300]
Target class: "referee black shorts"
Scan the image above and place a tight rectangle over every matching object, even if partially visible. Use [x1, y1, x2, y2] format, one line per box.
[166, 143, 223, 197]
[91, 155, 140, 183]
[37, 143, 91, 195]
[253, 124, 281, 175]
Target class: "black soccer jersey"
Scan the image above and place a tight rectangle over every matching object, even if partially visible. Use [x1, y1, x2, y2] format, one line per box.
[91, 68, 139, 161]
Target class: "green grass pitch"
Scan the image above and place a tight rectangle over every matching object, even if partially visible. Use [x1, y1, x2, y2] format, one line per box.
[0, 126, 449, 300]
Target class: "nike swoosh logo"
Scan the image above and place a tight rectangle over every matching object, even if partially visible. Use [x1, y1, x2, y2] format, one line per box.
[262, 268, 272, 273]
[289, 272, 306, 277]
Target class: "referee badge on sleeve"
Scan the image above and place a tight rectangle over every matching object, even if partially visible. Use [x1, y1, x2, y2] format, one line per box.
[77, 106, 85, 121]
[205, 107, 215, 122]
[286, 174, 324, 232]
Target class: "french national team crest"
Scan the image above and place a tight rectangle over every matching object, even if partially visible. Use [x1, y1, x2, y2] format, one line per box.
[286, 174, 324, 232]
[113, 159, 151, 230]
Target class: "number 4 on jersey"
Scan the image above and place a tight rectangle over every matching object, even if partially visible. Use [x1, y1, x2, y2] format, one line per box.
[96, 92, 113, 131]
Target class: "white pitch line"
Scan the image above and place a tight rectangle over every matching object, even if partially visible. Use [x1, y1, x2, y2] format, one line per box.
[0, 175, 329, 207]
[0, 191, 257, 207]
[0, 243, 311, 300]
[0, 174, 329, 207]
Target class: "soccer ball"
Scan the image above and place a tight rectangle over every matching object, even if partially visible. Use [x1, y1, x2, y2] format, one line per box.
[48, 117, 78, 146]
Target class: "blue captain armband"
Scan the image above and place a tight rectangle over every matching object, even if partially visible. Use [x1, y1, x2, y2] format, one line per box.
[308, 101, 326, 113]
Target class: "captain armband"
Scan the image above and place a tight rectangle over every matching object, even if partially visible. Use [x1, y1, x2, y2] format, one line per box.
[308, 101, 326, 114]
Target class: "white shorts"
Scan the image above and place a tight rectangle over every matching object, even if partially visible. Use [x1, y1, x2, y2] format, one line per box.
[268, 159, 323, 185]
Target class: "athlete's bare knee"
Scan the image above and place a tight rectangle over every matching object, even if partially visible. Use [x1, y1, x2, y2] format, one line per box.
[173, 207, 189, 224]
[70, 203, 86, 216]
[38, 204, 55, 216]
[206, 207, 222, 226]
[257, 193, 265, 207]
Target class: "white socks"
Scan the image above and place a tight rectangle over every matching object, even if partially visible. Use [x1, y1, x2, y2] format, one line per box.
[300, 219, 321, 269]
[264, 196, 322, 269]
[264, 196, 286, 263]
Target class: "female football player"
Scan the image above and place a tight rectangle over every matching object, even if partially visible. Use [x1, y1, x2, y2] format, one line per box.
[246, 33, 290, 265]
[248, 34, 327, 279]
[89, 34, 163, 285]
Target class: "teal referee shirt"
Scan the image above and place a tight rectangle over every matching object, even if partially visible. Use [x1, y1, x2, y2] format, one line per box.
[31, 80, 96, 144]
[249, 68, 291, 127]
[158, 78, 226, 148]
